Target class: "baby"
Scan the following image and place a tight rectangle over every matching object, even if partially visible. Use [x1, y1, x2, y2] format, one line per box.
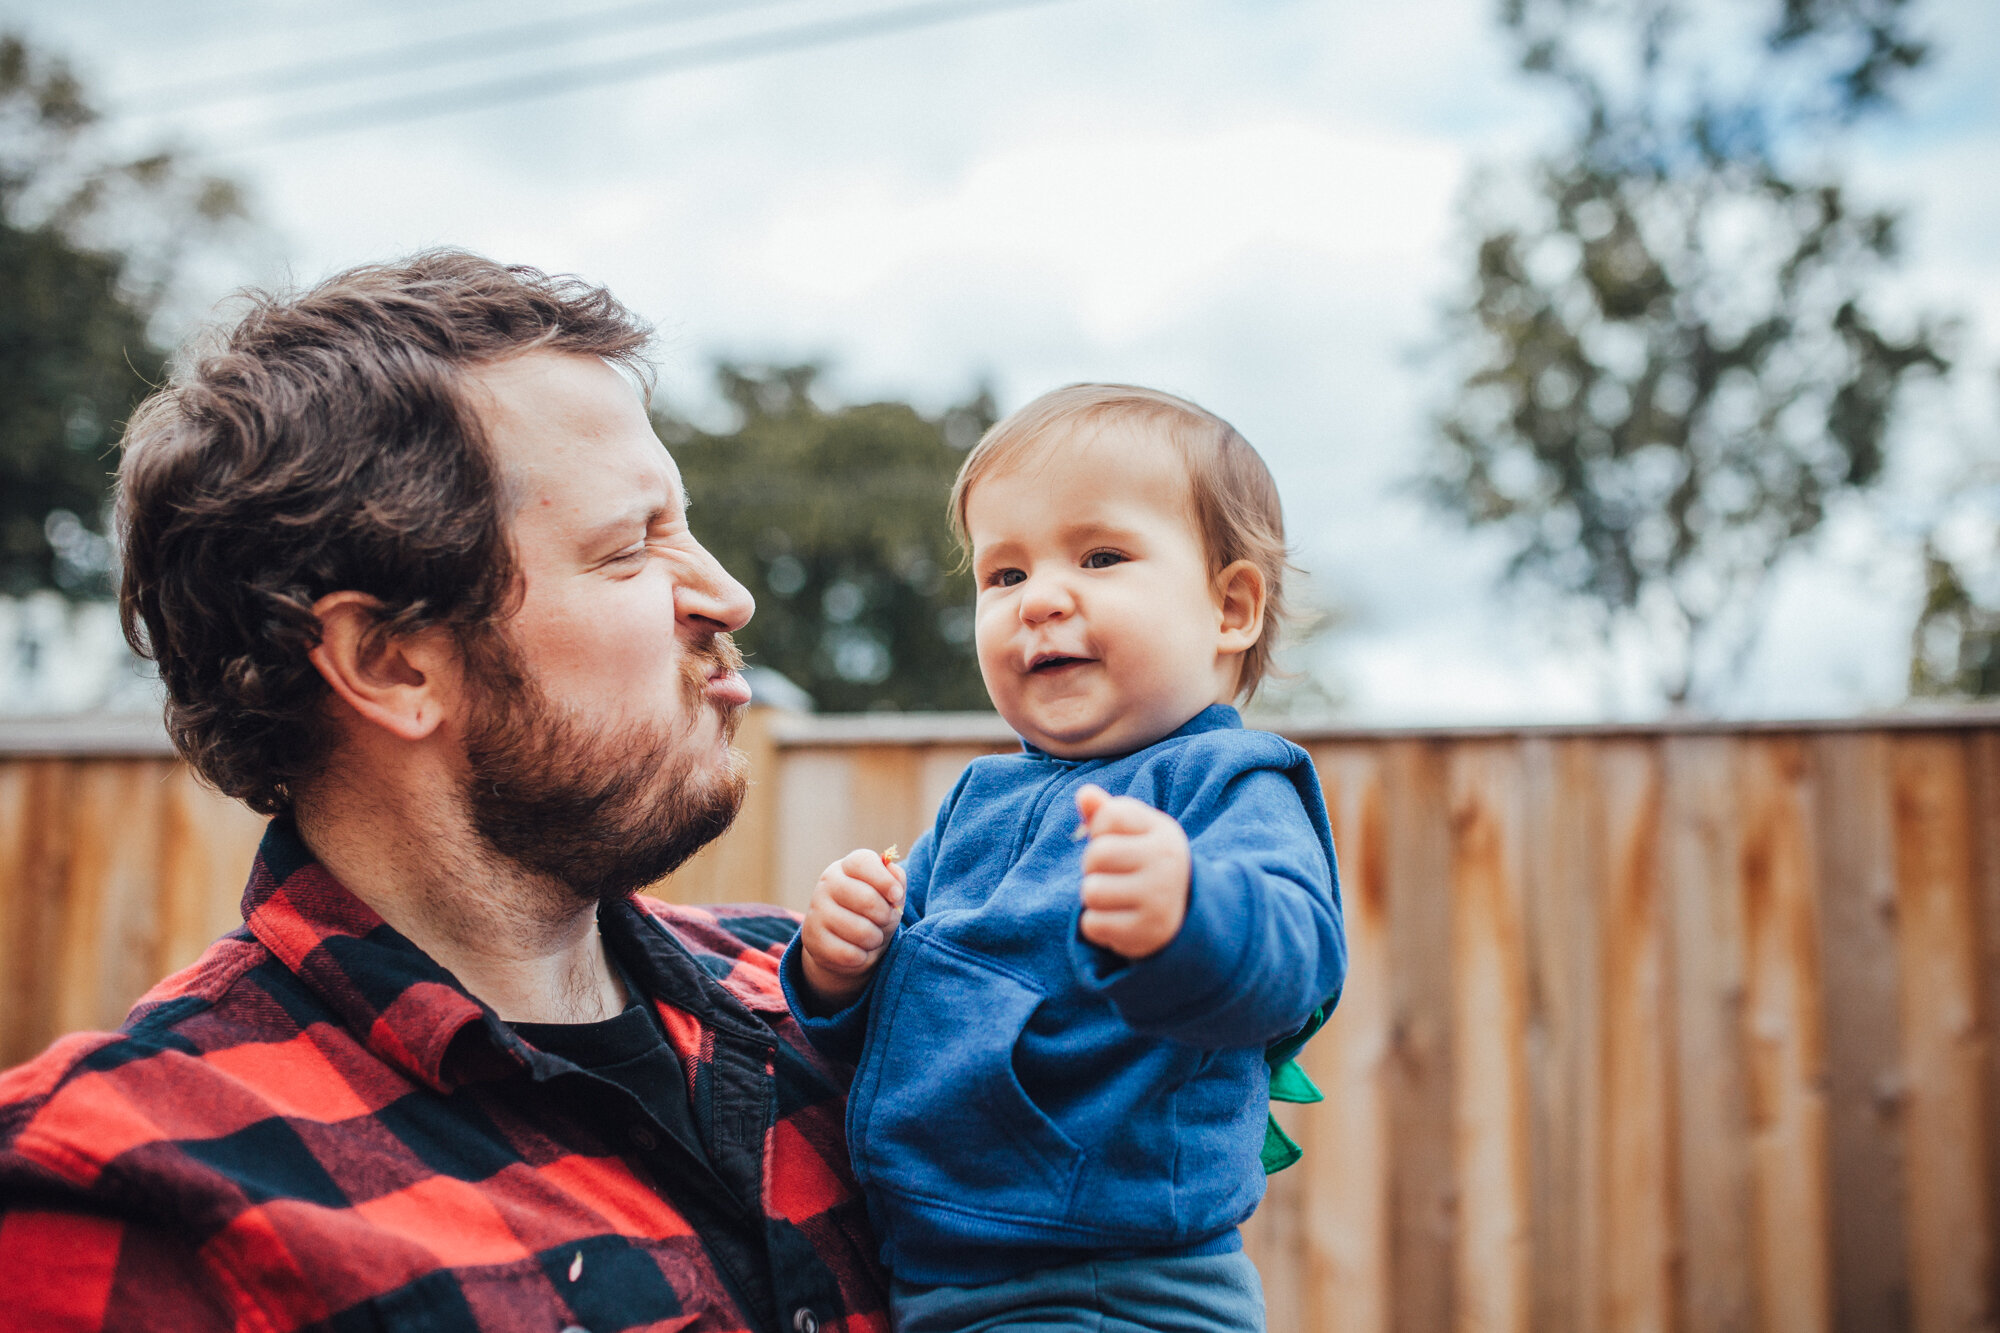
[779, 384, 1346, 1332]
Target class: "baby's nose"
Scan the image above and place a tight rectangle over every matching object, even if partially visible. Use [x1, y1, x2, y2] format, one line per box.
[1018, 576, 1074, 622]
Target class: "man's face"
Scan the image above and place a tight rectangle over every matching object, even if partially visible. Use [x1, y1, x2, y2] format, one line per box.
[453, 352, 756, 899]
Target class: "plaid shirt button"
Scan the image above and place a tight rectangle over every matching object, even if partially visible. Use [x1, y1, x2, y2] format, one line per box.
[630, 1125, 659, 1151]
[792, 1309, 820, 1333]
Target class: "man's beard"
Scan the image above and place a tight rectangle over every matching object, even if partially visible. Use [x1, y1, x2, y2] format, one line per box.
[458, 631, 749, 903]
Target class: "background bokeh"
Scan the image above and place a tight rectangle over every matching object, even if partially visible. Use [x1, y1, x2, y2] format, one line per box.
[2, 0, 1996, 722]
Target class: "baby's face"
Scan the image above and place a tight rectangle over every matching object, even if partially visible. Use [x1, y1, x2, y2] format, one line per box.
[965, 424, 1238, 759]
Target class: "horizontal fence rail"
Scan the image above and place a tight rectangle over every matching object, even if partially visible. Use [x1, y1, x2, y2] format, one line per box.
[3, 709, 1997, 1332]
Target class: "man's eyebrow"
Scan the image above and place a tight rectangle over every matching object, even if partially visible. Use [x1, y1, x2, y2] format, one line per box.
[581, 503, 670, 549]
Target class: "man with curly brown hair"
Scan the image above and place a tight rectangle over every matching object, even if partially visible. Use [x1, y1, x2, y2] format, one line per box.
[0, 251, 888, 1333]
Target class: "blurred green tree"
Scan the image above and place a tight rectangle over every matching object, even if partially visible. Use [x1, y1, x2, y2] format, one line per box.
[1909, 421, 2000, 698]
[659, 364, 996, 712]
[1424, 0, 1950, 705]
[1, 33, 246, 596]
[1910, 544, 2000, 698]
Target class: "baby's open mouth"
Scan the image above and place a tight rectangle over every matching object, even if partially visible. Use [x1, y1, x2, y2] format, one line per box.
[1029, 655, 1091, 674]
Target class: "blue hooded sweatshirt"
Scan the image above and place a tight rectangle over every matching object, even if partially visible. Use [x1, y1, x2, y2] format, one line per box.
[779, 705, 1346, 1286]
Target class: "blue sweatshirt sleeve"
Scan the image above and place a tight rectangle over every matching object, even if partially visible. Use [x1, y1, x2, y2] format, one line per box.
[780, 827, 937, 1065]
[1068, 755, 1345, 1049]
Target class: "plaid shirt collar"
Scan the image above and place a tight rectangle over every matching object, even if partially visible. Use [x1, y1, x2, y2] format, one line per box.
[238, 818, 785, 1094]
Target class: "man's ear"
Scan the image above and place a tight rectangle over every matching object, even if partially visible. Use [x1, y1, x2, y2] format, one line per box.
[307, 592, 454, 742]
[1214, 560, 1268, 656]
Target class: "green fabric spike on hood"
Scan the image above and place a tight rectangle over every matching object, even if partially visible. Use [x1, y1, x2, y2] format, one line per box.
[1260, 1113, 1303, 1174]
[1269, 1057, 1323, 1105]
[1259, 1000, 1334, 1176]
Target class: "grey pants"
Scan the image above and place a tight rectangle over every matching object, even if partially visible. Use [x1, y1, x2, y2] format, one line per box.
[890, 1251, 1267, 1333]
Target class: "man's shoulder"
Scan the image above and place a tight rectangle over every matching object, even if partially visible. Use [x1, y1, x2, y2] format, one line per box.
[630, 896, 802, 1011]
[632, 896, 801, 955]
[0, 927, 316, 1198]
[120, 926, 277, 1033]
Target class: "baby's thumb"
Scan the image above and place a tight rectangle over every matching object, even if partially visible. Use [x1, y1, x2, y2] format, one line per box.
[1075, 784, 1109, 833]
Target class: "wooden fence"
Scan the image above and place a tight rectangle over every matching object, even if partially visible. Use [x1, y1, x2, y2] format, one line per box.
[4, 709, 1997, 1332]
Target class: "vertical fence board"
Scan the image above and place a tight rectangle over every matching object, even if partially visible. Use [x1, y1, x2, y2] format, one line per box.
[1971, 730, 2000, 1328]
[46, 763, 105, 1041]
[1888, 736, 1996, 1333]
[0, 761, 68, 1069]
[1298, 743, 1393, 1333]
[774, 749, 858, 916]
[56, 762, 172, 1035]
[10, 762, 80, 1066]
[915, 745, 1012, 822]
[1596, 741, 1677, 1333]
[1664, 735, 1754, 1333]
[0, 761, 32, 1061]
[657, 707, 781, 908]
[1810, 731, 1913, 1333]
[1448, 743, 1531, 1333]
[1383, 739, 1457, 1333]
[1247, 1106, 1309, 1333]
[1737, 737, 1833, 1333]
[843, 747, 926, 858]
[156, 766, 271, 977]
[1520, 737, 1600, 1333]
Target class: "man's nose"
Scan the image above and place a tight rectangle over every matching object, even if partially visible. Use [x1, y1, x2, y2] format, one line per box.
[677, 538, 755, 633]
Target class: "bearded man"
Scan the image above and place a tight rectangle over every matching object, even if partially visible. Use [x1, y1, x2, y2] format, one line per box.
[0, 253, 887, 1333]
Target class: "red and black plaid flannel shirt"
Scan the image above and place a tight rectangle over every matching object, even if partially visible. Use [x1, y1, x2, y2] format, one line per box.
[0, 819, 888, 1333]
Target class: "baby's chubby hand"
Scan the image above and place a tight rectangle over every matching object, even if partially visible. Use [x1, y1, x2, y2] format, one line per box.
[799, 848, 907, 1010]
[1075, 784, 1191, 960]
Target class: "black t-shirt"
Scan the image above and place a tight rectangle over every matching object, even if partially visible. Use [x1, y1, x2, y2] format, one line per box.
[510, 953, 780, 1331]
[511, 994, 705, 1168]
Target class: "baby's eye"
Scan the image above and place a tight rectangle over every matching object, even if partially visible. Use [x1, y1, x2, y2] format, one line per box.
[986, 568, 1026, 588]
[1082, 550, 1126, 569]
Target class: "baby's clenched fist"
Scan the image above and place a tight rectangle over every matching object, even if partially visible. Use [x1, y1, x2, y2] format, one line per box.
[799, 848, 906, 1011]
[1075, 784, 1191, 960]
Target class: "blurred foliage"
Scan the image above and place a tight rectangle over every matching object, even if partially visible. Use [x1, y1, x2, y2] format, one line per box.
[1425, 0, 1949, 704]
[1911, 431, 2000, 698]
[660, 364, 996, 713]
[1240, 595, 1347, 721]
[1, 33, 247, 597]
[1910, 544, 2000, 698]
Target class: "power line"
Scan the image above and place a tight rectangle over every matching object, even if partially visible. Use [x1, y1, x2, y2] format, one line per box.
[120, 0, 796, 115]
[227, 0, 1080, 147]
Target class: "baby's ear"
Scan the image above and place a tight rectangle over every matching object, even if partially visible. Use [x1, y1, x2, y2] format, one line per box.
[1213, 560, 1267, 654]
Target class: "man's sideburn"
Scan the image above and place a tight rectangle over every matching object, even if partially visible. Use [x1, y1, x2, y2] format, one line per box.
[459, 626, 749, 901]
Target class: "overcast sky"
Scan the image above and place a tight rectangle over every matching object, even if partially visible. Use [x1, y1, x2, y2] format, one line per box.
[8, 0, 1997, 721]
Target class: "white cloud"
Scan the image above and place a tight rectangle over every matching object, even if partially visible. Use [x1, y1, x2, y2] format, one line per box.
[751, 121, 1459, 330]
[4, 0, 1995, 720]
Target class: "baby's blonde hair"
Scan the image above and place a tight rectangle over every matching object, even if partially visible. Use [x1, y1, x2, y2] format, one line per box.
[948, 383, 1292, 702]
